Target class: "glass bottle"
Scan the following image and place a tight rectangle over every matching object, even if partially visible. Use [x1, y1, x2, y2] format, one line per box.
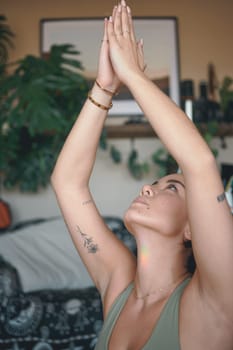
[193, 82, 209, 123]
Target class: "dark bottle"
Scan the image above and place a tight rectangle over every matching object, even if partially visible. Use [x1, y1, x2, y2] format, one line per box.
[194, 81, 222, 123]
[193, 82, 209, 123]
[224, 101, 233, 122]
[180, 80, 194, 112]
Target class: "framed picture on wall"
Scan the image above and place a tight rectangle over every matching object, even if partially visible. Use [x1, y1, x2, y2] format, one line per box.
[40, 17, 180, 118]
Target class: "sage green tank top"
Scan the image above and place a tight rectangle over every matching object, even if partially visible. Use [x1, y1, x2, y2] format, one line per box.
[94, 278, 190, 350]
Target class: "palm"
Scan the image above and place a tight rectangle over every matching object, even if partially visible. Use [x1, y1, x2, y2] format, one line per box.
[97, 42, 120, 91]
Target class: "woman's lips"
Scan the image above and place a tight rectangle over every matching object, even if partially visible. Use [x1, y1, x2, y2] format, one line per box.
[133, 197, 148, 206]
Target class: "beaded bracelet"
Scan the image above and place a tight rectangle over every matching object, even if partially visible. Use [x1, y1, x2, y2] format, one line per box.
[88, 92, 113, 111]
[95, 80, 118, 97]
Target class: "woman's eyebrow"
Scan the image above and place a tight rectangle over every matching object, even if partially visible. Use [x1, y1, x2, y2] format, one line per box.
[167, 179, 185, 189]
[152, 180, 158, 186]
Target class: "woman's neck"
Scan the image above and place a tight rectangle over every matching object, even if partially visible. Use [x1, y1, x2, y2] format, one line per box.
[133, 233, 190, 300]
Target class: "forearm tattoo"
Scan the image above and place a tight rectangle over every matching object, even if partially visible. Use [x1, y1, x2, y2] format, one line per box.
[77, 225, 99, 253]
[82, 199, 92, 205]
[217, 192, 226, 203]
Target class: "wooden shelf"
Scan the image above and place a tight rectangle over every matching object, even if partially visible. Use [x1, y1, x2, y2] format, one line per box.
[105, 122, 233, 139]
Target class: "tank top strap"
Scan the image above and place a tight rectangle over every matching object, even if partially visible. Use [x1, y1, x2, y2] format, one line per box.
[143, 277, 191, 350]
[94, 282, 134, 350]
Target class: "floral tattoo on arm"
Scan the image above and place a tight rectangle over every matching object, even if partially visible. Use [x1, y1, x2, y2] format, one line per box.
[77, 225, 99, 253]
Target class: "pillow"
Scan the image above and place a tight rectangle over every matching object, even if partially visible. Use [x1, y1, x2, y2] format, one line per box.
[0, 216, 136, 293]
[0, 218, 94, 292]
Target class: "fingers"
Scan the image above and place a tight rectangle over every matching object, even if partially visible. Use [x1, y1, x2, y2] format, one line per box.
[101, 18, 109, 45]
[107, 15, 117, 45]
[112, 5, 118, 23]
[121, 1, 130, 38]
[114, 4, 123, 37]
[122, 3, 136, 42]
[105, 6, 116, 43]
[109, 1, 135, 41]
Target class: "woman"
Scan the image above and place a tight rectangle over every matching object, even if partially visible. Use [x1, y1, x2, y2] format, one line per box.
[51, 1, 233, 349]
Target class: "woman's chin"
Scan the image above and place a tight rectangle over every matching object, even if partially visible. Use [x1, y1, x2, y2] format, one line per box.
[123, 209, 147, 235]
[123, 210, 136, 234]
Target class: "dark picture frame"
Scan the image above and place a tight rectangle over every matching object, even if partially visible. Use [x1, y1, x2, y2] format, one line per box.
[40, 17, 180, 117]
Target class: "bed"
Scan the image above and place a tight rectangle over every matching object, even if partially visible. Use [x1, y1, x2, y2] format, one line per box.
[0, 216, 136, 350]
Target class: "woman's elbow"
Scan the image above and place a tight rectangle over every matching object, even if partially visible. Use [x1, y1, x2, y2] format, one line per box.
[50, 168, 60, 192]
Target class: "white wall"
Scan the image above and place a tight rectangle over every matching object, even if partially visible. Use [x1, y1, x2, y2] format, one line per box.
[2, 136, 233, 223]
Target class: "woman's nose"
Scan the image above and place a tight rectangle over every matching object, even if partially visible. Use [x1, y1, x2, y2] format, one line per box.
[140, 184, 154, 197]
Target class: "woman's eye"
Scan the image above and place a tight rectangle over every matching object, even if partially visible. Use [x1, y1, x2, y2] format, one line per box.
[167, 184, 177, 192]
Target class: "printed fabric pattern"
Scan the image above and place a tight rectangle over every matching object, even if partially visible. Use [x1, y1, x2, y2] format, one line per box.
[0, 257, 103, 350]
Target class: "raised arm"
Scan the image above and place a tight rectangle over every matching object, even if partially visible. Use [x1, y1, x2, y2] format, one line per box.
[51, 13, 136, 311]
[107, 1, 233, 317]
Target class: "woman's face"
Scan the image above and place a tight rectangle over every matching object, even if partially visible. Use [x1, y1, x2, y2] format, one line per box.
[124, 173, 189, 238]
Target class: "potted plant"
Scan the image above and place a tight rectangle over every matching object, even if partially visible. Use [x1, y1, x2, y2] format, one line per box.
[0, 14, 15, 74]
[0, 43, 88, 191]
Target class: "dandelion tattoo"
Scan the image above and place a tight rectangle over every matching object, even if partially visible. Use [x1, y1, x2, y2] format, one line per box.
[77, 225, 99, 253]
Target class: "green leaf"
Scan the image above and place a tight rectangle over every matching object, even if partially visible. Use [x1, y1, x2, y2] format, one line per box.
[0, 43, 88, 191]
[127, 148, 149, 180]
[110, 145, 122, 163]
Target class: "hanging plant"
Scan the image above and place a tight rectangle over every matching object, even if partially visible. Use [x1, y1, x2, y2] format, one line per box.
[127, 142, 150, 180]
[151, 148, 178, 177]
[219, 76, 233, 122]
[110, 145, 122, 164]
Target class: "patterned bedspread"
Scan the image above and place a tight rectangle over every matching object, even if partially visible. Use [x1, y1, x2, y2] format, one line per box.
[0, 259, 103, 350]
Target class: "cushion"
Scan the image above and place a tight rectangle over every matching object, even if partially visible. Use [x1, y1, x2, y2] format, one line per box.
[0, 218, 94, 292]
[0, 216, 136, 293]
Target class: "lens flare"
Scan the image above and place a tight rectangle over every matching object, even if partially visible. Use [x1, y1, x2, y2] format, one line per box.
[140, 244, 149, 266]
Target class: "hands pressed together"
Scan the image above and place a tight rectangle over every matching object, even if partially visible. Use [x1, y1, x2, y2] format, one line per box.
[96, 0, 145, 95]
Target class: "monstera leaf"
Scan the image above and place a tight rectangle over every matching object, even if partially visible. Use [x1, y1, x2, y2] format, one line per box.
[0, 44, 88, 191]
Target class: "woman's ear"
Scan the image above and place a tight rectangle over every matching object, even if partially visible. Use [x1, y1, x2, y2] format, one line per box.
[183, 223, 192, 248]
